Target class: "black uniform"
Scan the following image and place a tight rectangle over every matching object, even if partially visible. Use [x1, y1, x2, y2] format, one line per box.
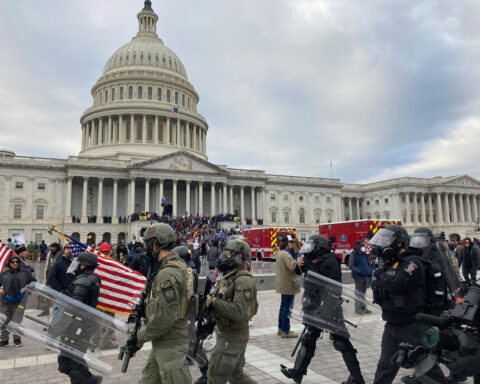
[283, 248, 364, 384]
[372, 248, 446, 384]
[57, 268, 101, 384]
[129, 250, 153, 277]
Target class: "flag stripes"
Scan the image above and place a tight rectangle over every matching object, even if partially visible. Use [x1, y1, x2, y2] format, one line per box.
[0, 242, 13, 272]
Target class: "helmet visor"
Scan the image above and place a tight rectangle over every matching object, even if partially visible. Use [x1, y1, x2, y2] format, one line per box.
[67, 258, 80, 275]
[299, 240, 315, 255]
[409, 233, 430, 249]
[368, 229, 397, 248]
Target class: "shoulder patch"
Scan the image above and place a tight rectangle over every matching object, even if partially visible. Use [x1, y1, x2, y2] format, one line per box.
[243, 288, 253, 302]
[404, 261, 418, 276]
[160, 279, 177, 303]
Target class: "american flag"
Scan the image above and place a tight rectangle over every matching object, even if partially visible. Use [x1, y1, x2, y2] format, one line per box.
[61, 234, 147, 315]
[0, 242, 13, 272]
[172, 106, 179, 117]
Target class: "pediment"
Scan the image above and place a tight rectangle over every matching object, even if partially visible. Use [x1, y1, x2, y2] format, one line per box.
[130, 151, 228, 175]
[441, 175, 480, 187]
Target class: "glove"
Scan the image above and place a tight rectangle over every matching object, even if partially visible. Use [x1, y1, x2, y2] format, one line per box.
[126, 336, 142, 355]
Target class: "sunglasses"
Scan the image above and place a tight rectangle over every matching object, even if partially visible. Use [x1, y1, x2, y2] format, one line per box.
[10, 260, 20, 264]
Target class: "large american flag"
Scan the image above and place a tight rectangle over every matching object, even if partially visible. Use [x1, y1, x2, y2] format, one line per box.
[0, 242, 14, 271]
[62, 234, 147, 315]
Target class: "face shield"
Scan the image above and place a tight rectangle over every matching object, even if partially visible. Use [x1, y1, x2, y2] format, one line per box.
[409, 233, 431, 249]
[66, 258, 80, 276]
[299, 240, 315, 255]
[368, 229, 397, 249]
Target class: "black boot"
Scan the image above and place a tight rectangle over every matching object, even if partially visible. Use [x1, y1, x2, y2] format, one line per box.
[280, 365, 305, 384]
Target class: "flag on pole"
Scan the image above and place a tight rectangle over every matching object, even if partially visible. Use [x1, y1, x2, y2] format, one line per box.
[161, 195, 167, 206]
[60, 233, 147, 315]
[172, 106, 179, 117]
[12, 233, 25, 246]
[0, 242, 13, 272]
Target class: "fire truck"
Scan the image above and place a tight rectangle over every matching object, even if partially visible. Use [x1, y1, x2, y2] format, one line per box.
[243, 227, 296, 261]
[318, 219, 402, 261]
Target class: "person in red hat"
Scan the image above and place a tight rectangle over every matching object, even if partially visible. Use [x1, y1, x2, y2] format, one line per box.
[99, 243, 111, 257]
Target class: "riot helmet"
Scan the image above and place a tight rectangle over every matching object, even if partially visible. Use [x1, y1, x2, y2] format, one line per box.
[173, 246, 192, 264]
[144, 224, 177, 257]
[217, 239, 251, 273]
[77, 252, 98, 268]
[299, 234, 329, 257]
[409, 227, 434, 249]
[369, 225, 408, 263]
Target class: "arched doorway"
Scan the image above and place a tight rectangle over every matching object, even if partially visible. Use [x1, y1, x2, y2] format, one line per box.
[118, 232, 126, 244]
[71, 232, 80, 241]
[102, 232, 111, 244]
[86, 232, 96, 246]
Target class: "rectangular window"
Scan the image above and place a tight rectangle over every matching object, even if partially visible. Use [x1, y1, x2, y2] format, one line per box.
[157, 88, 162, 101]
[34, 232, 43, 244]
[314, 196, 320, 203]
[327, 212, 332, 223]
[385, 212, 390, 219]
[36, 205, 44, 219]
[15, 181, 24, 190]
[13, 205, 22, 219]
[326, 196, 331, 203]
[375, 200, 379, 205]
[366, 201, 370, 206]
[158, 123, 163, 142]
[105, 90, 108, 102]
[315, 212, 320, 224]
[283, 194, 289, 202]
[271, 211, 277, 223]
[148, 87, 152, 100]
[128, 86, 133, 99]
[147, 122, 153, 141]
[284, 211, 289, 224]
[270, 194, 276, 201]
[37, 182, 46, 191]
[112, 88, 115, 101]
[376, 214, 381, 219]
[136, 122, 142, 142]
[384, 198, 389, 204]
[120, 87, 124, 100]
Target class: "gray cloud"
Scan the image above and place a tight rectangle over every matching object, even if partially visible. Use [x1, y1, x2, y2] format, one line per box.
[1, 0, 480, 182]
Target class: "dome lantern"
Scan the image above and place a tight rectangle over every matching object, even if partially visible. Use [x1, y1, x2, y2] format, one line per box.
[137, 0, 158, 38]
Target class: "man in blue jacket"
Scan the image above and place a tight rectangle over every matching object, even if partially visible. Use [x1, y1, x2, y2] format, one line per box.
[348, 240, 372, 314]
[47, 244, 73, 293]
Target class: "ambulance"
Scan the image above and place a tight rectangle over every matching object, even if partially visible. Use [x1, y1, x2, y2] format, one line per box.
[318, 219, 402, 261]
[243, 227, 296, 260]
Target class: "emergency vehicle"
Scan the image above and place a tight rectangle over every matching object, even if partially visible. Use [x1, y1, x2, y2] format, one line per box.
[243, 227, 296, 260]
[318, 219, 402, 261]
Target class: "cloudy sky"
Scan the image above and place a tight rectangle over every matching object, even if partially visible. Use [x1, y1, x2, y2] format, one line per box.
[1, 0, 480, 183]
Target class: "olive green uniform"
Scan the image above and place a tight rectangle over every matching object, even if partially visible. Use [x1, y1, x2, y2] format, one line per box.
[207, 266, 258, 384]
[137, 251, 192, 384]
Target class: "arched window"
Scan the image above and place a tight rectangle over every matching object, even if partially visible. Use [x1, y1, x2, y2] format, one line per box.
[148, 87, 152, 100]
[147, 122, 153, 141]
[128, 86, 133, 99]
[140, 52, 144, 61]
[120, 87, 124, 100]
[163, 56, 166, 64]
[182, 94, 185, 107]
[174, 91, 178, 105]
[138, 86, 143, 99]
[166, 89, 171, 102]
[111, 88, 115, 101]
[148, 54, 151, 61]
[155, 55, 159, 62]
[126, 54, 129, 61]
[136, 121, 142, 142]
[169, 58, 172, 66]
[299, 208, 305, 224]
[157, 88, 162, 100]
[133, 52, 137, 61]
[119, 54, 123, 62]
[126, 121, 131, 141]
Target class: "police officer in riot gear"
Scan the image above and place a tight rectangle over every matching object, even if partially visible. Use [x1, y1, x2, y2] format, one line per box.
[58, 252, 102, 384]
[206, 239, 258, 384]
[370, 225, 447, 384]
[281, 235, 365, 384]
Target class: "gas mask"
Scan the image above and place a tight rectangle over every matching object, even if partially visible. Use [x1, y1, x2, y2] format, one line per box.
[216, 251, 233, 274]
[369, 228, 406, 264]
[66, 258, 80, 276]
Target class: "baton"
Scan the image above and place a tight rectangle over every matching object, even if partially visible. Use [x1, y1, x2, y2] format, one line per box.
[291, 326, 307, 357]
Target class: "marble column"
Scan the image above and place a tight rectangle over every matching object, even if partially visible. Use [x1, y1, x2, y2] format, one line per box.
[240, 186, 245, 222]
[99, 119, 103, 144]
[81, 125, 86, 149]
[229, 186, 234, 214]
[427, 194, 433, 224]
[405, 192, 410, 224]
[172, 180, 177, 217]
[421, 193, 426, 224]
[158, 179, 164, 215]
[199, 182, 204, 216]
[473, 195, 479, 222]
[210, 183, 215, 215]
[223, 183, 227, 214]
[112, 179, 118, 223]
[443, 193, 450, 223]
[130, 178, 136, 214]
[348, 198, 353, 220]
[119, 115, 124, 144]
[176, 119, 180, 147]
[251, 187, 256, 223]
[466, 194, 472, 222]
[142, 115, 147, 144]
[459, 194, 465, 222]
[81, 177, 88, 223]
[145, 178, 150, 212]
[65, 177, 72, 221]
[130, 115, 135, 142]
[154, 116, 159, 144]
[186, 181, 191, 215]
[108, 117, 112, 144]
[193, 126, 197, 151]
[355, 198, 360, 220]
[186, 122, 191, 149]
[166, 118, 171, 144]
[451, 193, 458, 222]
[97, 178, 104, 223]
[413, 192, 418, 223]
[436, 193, 443, 223]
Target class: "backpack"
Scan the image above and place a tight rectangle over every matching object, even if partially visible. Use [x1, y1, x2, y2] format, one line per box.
[164, 260, 199, 318]
[344, 253, 350, 267]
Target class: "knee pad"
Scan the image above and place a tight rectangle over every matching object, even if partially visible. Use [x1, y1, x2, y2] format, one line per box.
[333, 336, 354, 354]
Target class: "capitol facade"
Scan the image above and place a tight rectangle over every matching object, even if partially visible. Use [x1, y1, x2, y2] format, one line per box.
[2, 1, 480, 245]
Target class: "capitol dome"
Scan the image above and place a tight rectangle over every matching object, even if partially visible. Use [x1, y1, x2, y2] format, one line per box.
[79, 0, 208, 161]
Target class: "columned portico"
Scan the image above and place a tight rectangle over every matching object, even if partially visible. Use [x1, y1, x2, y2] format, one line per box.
[172, 180, 177, 217]
[97, 178, 104, 223]
[185, 181, 191, 215]
[81, 177, 88, 223]
[240, 186, 245, 221]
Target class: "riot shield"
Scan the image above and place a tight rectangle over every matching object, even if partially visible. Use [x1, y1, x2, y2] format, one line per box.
[290, 271, 381, 345]
[429, 242, 463, 300]
[0, 282, 128, 374]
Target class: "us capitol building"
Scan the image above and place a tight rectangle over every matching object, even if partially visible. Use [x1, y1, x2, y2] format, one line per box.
[1, 1, 480, 245]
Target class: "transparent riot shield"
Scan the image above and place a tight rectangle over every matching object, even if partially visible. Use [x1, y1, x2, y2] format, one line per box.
[290, 271, 381, 345]
[434, 241, 462, 300]
[0, 282, 128, 374]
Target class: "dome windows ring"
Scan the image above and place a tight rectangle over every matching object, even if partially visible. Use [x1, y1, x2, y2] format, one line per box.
[141, 52, 144, 61]
[133, 52, 136, 60]
[128, 86, 133, 99]
[148, 54, 151, 61]
[148, 87, 152, 100]
[138, 86, 143, 99]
